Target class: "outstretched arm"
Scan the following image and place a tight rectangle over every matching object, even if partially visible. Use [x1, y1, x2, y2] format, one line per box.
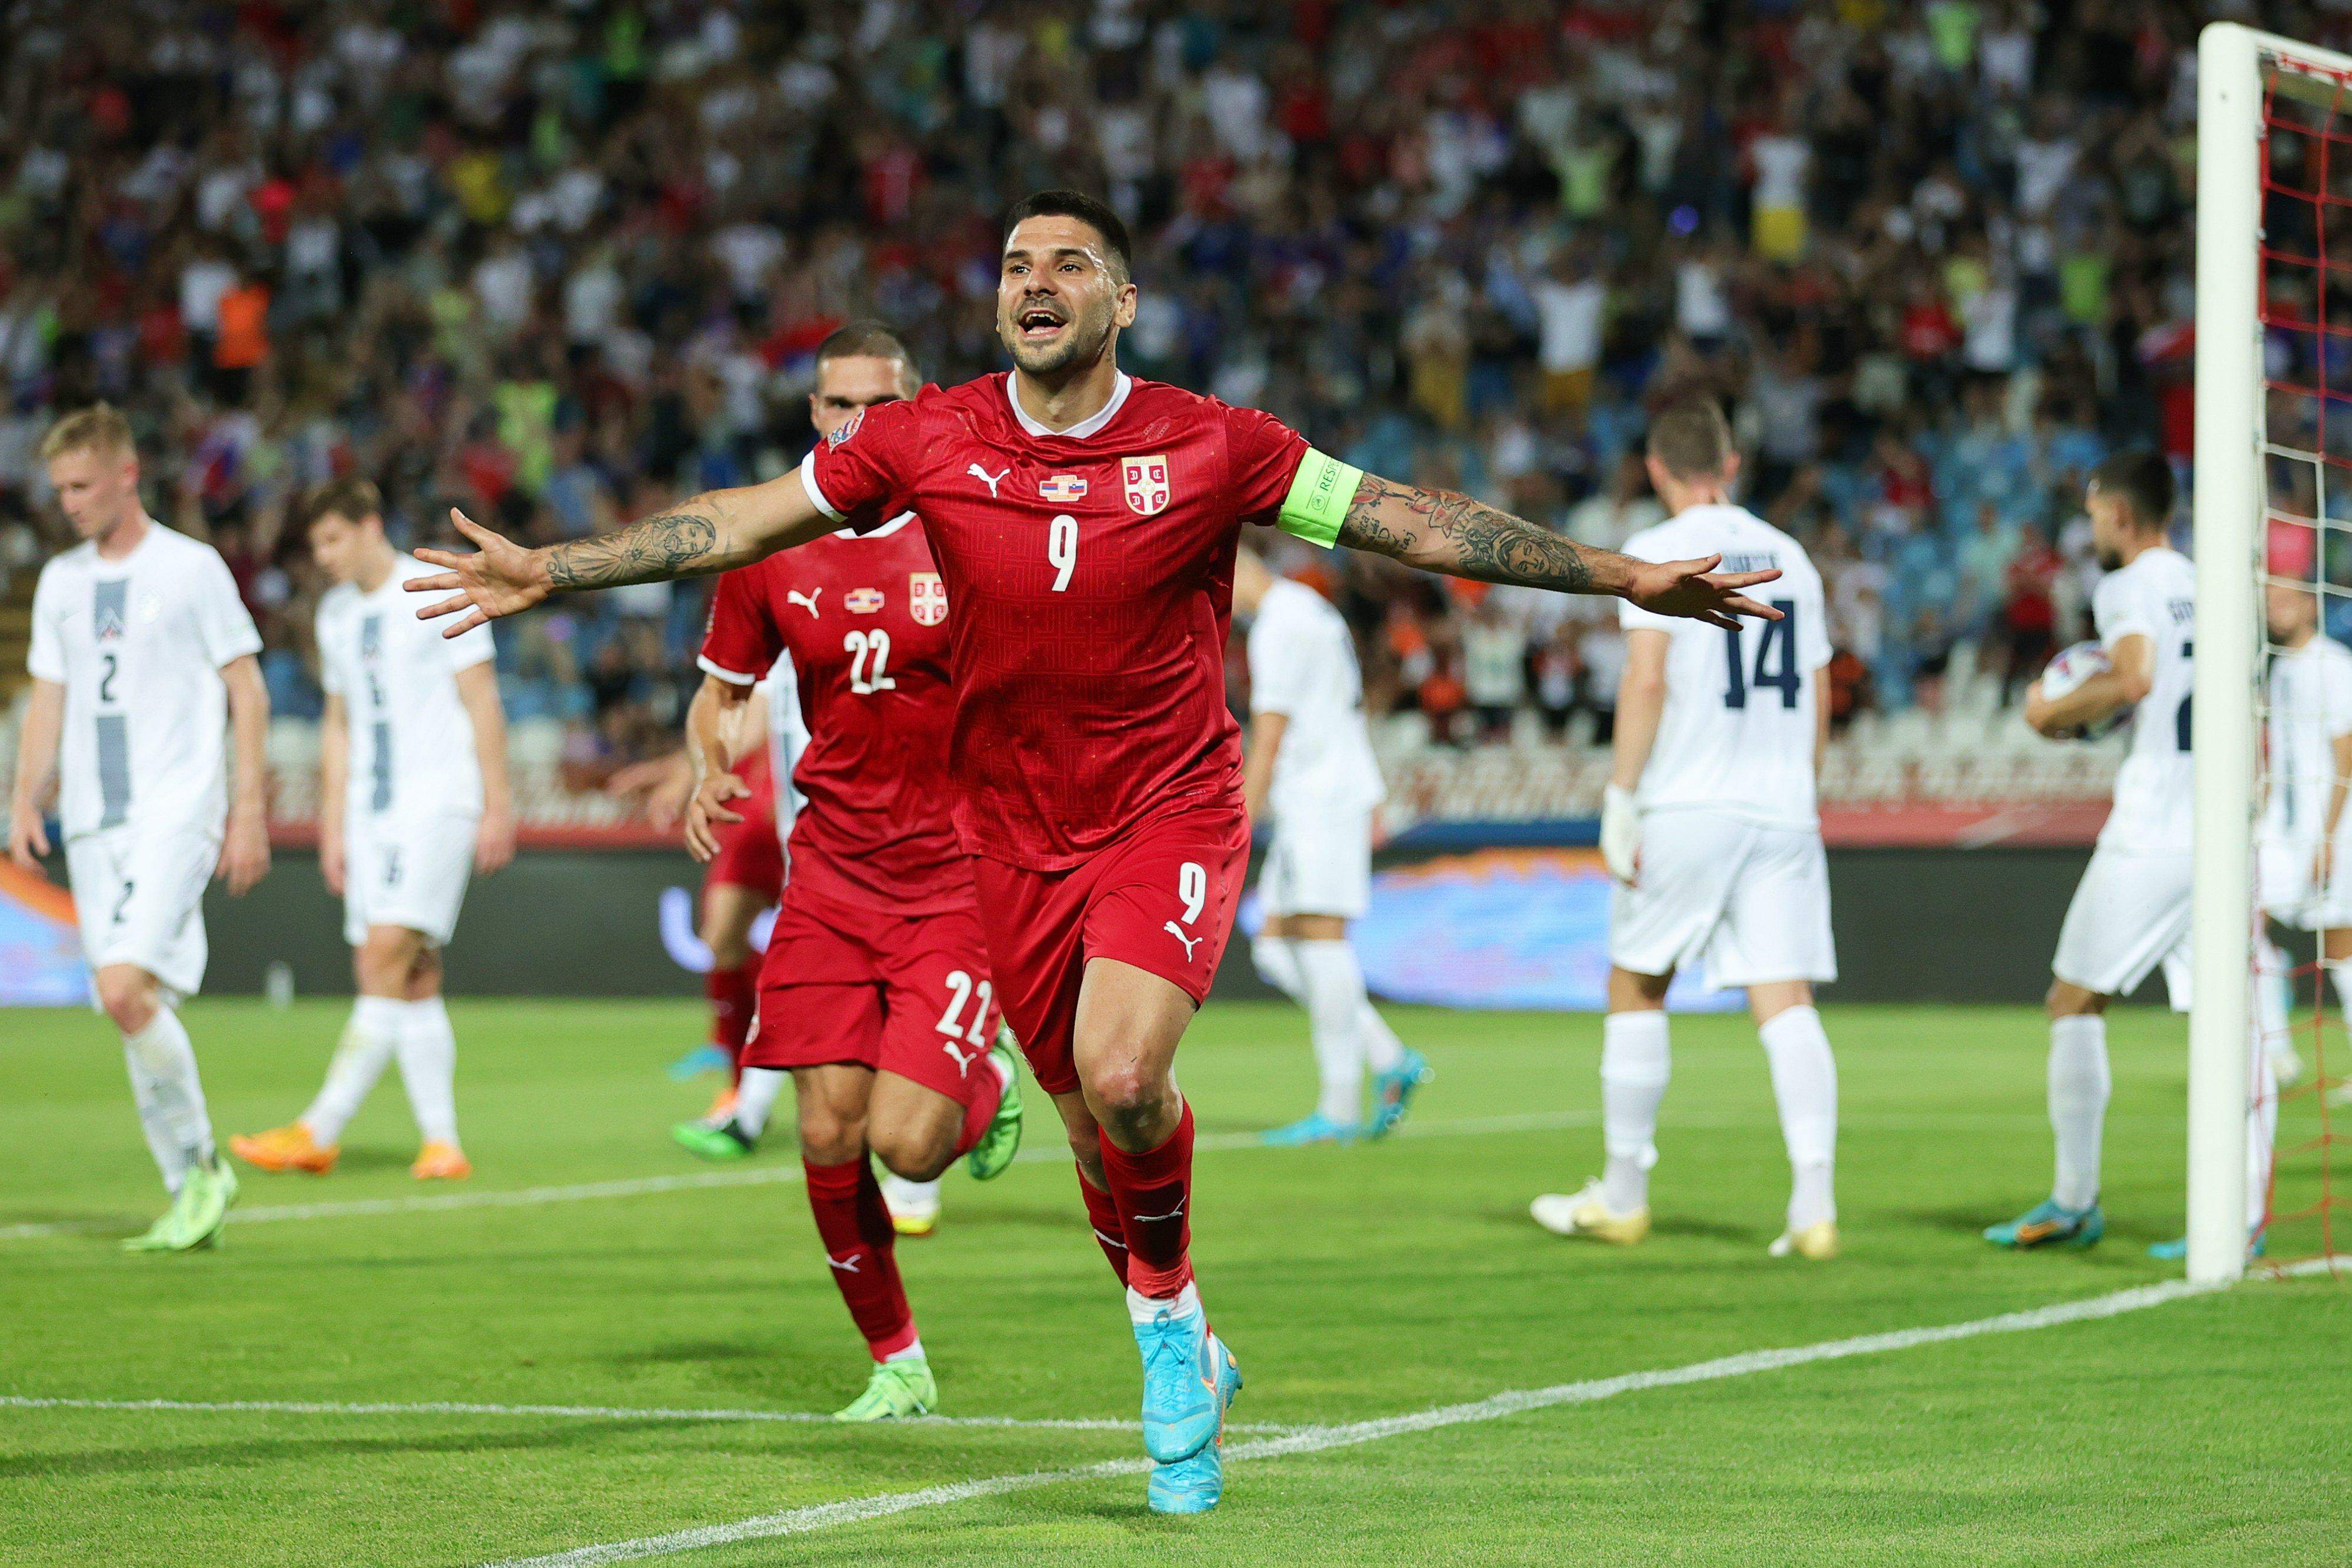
[407, 468, 836, 636]
[1333, 474, 1781, 630]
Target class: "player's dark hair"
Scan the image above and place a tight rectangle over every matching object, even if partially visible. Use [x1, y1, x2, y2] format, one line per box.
[2092, 450, 2175, 531]
[1004, 189, 1132, 282]
[302, 477, 382, 529]
[1646, 397, 1735, 481]
[816, 319, 920, 384]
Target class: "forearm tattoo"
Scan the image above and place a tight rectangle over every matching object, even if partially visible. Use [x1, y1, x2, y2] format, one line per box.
[545, 511, 721, 590]
[1335, 476, 1598, 594]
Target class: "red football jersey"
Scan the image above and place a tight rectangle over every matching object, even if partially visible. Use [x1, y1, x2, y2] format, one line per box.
[802, 372, 1308, 870]
[698, 515, 973, 913]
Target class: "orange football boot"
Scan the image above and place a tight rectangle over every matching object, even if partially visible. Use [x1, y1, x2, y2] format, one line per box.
[229, 1123, 338, 1174]
[410, 1141, 473, 1180]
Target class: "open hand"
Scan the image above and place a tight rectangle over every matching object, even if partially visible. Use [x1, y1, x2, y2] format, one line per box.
[1623, 555, 1784, 632]
[408, 510, 550, 637]
[683, 771, 750, 863]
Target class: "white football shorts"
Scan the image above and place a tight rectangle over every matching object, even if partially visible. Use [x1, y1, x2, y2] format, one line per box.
[2258, 823, 2352, 932]
[65, 820, 217, 1003]
[1608, 811, 1837, 989]
[1258, 805, 1373, 921]
[343, 810, 478, 948]
[2052, 844, 2193, 1005]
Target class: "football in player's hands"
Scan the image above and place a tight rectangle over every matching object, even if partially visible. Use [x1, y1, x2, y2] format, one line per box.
[2036, 641, 2128, 740]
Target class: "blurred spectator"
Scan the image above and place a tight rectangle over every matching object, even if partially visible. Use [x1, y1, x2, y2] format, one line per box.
[0, 0, 2266, 773]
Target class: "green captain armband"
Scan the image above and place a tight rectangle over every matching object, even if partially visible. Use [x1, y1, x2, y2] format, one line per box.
[1276, 449, 1363, 548]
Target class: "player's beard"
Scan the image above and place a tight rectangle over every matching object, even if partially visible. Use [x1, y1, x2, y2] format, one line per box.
[2095, 545, 2123, 571]
[1000, 300, 1112, 378]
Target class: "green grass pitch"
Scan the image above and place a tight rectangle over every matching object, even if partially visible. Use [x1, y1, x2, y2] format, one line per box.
[2, 998, 2347, 1566]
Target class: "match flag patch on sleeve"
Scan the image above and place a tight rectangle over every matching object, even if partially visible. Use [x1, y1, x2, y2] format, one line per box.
[1276, 448, 1362, 549]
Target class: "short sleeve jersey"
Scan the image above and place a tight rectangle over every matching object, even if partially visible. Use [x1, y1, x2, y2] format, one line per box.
[698, 514, 973, 913]
[2091, 545, 2196, 855]
[317, 555, 495, 823]
[27, 524, 263, 840]
[2264, 634, 2352, 847]
[1246, 577, 1385, 823]
[1619, 505, 1831, 830]
[801, 372, 1309, 868]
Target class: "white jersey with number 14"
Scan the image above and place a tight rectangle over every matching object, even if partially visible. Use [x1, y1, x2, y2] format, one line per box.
[1619, 504, 1830, 831]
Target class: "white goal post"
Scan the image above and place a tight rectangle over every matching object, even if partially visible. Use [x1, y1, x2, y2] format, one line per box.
[2191, 22, 2352, 1284]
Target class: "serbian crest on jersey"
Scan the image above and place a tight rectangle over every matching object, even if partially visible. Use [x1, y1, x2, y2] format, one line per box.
[845, 587, 885, 614]
[1122, 454, 1171, 515]
[909, 572, 947, 625]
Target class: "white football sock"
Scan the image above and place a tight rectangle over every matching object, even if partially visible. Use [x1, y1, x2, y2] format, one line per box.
[2249, 1023, 2278, 1230]
[879, 1170, 940, 1217]
[1759, 1004, 1838, 1230]
[395, 996, 460, 1147]
[1601, 1010, 1670, 1213]
[1296, 940, 1370, 1126]
[301, 995, 403, 1145]
[121, 1007, 214, 1193]
[1356, 997, 1406, 1074]
[1126, 1279, 1201, 1326]
[883, 1335, 927, 1365]
[736, 1066, 787, 1137]
[2047, 1014, 2110, 1211]
[1251, 935, 1306, 1003]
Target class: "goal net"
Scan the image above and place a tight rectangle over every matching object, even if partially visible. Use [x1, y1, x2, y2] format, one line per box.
[2194, 22, 2352, 1284]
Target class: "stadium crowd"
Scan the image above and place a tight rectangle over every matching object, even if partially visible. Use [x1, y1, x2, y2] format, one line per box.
[0, 0, 2313, 778]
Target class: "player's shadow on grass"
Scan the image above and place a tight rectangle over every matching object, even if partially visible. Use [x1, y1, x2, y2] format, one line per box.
[609, 1339, 770, 1367]
[321, 1147, 418, 1173]
[0, 1420, 704, 1482]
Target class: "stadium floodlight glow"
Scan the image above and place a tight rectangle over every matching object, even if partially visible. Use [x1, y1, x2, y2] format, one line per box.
[2193, 22, 2352, 1286]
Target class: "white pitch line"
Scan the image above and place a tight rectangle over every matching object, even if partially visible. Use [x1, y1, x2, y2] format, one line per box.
[0, 1108, 2096, 1243]
[0, 1111, 1594, 1241]
[0, 1394, 1300, 1436]
[479, 1258, 2350, 1568]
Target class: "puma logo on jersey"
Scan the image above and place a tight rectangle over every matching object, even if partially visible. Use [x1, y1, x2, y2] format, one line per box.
[941, 1040, 985, 1078]
[787, 588, 823, 618]
[1130, 1199, 1187, 1226]
[1163, 922, 1203, 960]
[826, 1252, 862, 1274]
[968, 462, 1009, 497]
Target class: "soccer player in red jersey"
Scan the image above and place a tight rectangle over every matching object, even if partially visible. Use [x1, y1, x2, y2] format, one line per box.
[411, 189, 1781, 1513]
[677, 322, 1023, 1420]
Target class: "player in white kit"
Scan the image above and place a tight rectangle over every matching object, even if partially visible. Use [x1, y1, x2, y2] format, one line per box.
[8, 405, 272, 1251]
[1987, 452, 2200, 1251]
[231, 480, 514, 1181]
[2253, 582, 2352, 1098]
[1530, 398, 1841, 1260]
[1232, 545, 1430, 1144]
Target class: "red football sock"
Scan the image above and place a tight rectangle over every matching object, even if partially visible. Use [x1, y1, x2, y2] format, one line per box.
[1097, 1102, 1195, 1299]
[706, 961, 757, 1082]
[1077, 1168, 1130, 1284]
[803, 1158, 918, 1361]
[951, 1053, 1009, 1158]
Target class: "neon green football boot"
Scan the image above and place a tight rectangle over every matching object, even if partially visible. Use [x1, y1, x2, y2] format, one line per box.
[963, 1031, 1024, 1181]
[834, 1356, 936, 1421]
[122, 1158, 238, 1253]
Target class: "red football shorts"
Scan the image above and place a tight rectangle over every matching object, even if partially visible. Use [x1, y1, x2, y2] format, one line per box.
[744, 884, 1003, 1104]
[704, 745, 783, 899]
[970, 801, 1250, 1097]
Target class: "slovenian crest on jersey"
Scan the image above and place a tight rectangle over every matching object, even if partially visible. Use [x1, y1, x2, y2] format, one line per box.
[1122, 454, 1170, 515]
[909, 571, 947, 625]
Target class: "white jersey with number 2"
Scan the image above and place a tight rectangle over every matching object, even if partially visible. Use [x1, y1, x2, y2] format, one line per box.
[1619, 504, 1829, 830]
[2092, 545, 2196, 855]
[26, 523, 262, 841]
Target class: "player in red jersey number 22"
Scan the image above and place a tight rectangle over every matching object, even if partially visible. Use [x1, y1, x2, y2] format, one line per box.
[409, 189, 1783, 1515]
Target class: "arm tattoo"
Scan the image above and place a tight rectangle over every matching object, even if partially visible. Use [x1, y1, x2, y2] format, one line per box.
[1335, 475, 1599, 594]
[545, 511, 721, 590]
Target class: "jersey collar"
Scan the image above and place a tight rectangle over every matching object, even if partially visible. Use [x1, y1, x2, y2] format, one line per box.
[1004, 371, 1132, 441]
